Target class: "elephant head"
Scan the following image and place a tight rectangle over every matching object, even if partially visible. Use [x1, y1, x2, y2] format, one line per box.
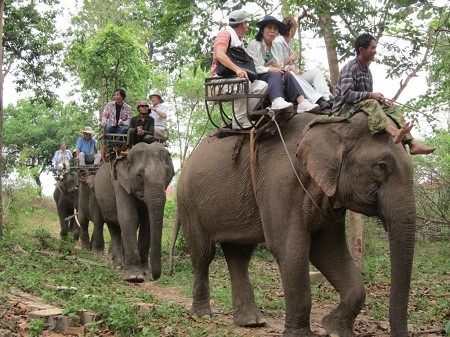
[113, 142, 174, 281]
[297, 112, 415, 336]
[53, 169, 80, 238]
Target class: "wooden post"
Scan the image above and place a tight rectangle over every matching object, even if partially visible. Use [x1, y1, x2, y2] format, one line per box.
[348, 211, 364, 271]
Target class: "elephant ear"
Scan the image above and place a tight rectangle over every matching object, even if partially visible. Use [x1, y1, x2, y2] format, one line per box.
[297, 117, 347, 197]
[116, 159, 132, 194]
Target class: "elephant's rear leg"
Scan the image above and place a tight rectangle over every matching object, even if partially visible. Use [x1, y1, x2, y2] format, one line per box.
[221, 243, 266, 327]
[310, 223, 365, 337]
[188, 237, 216, 319]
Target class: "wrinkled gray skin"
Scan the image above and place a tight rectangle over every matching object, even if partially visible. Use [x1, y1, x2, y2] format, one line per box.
[176, 112, 416, 337]
[78, 174, 105, 253]
[53, 170, 80, 240]
[95, 142, 174, 282]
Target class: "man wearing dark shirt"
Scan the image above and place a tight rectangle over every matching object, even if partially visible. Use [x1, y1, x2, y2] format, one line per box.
[123, 100, 155, 152]
[332, 33, 435, 155]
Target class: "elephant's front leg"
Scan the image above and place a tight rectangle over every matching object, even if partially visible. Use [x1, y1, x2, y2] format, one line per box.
[275, 232, 315, 337]
[78, 214, 91, 250]
[221, 243, 266, 327]
[310, 222, 365, 337]
[115, 186, 144, 283]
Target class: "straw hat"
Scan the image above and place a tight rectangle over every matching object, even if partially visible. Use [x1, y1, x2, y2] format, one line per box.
[79, 126, 95, 135]
[148, 90, 164, 103]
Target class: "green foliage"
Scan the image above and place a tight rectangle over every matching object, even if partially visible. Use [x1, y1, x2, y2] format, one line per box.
[3, 0, 65, 105]
[66, 23, 151, 112]
[2, 99, 94, 191]
[412, 130, 450, 240]
[28, 318, 46, 337]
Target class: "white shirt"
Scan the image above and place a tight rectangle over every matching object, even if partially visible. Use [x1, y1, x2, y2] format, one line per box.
[149, 103, 168, 130]
[247, 39, 286, 74]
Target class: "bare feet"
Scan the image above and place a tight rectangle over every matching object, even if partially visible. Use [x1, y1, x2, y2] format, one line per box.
[408, 140, 436, 155]
[386, 122, 413, 144]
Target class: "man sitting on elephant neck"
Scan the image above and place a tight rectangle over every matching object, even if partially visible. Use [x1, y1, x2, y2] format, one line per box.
[120, 100, 155, 156]
[75, 127, 101, 166]
[332, 33, 435, 155]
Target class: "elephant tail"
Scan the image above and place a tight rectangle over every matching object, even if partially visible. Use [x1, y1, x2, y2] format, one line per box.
[168, 214, 181, 275]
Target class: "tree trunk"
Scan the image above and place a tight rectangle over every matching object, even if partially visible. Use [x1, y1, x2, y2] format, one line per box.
[317, 0, 340, 91]
[0, 0, 5, 238]
[348, 211, 364, 272]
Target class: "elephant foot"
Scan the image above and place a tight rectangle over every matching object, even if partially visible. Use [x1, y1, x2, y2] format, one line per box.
[322, 312, 355, 337]
[189, 303, 213, 319]
[91, 248, 105, 255]
[141, 266, 151, 276]
[233, 307, 266, 327]
[282, 327, 315, 337]
[123, 268, 145, 283]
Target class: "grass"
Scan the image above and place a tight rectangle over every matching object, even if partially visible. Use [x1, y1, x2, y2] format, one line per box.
[1, 188, 449, 336]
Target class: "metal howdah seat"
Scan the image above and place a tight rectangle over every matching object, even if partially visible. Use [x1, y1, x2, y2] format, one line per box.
[101, 132, 128, 161]
[205, 77, 268, 130]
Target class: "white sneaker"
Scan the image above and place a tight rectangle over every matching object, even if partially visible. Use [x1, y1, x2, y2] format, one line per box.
[297, 100, 320, 113]
[270, 97, 293, 110]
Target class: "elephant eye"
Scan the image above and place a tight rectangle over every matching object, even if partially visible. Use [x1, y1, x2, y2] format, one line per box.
[137, 174, 143, 184]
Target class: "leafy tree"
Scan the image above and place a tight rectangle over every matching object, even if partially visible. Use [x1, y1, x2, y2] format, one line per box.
[169, 68, 214, 170]
[413, 130, 450, 239]
[281, 0, 443, 99]
[2, 100, 94, 195]
[65, 23, 151, 116]
[2, 0, 65, 105]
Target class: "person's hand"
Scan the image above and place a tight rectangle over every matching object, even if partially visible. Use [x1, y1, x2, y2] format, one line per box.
[118, 119, 123, 126]
[148, 105, 154, 110]
[235, 68, 248, 79]
[372, 92, 385, 103]
[269, 67, 285, 75]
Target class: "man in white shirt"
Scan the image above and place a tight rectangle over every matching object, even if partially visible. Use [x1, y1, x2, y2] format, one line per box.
[52, 142, 72, 170]
[148, 91, 169, 142]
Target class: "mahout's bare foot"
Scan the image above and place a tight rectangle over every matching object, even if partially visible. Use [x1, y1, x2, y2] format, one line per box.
[409, 141, 436, 155]
[392, 122, 413, 144]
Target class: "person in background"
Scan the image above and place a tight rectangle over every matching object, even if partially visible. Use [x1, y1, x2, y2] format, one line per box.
[148, 91, 169, 142]
[101, 88, 132, 148]
[211, 9, 268, 129]
[75, 127, 101, 165]
[52, 142, 72, 170]
[332, 33, 435, 155]
[121, 100, 155, 155]
[276, 16, 334, 112]
[247, 16, 319, 114]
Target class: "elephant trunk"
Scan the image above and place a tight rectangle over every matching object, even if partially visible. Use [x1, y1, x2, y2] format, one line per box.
[381, 193, 416, 337]
[145, 184, 167, 280]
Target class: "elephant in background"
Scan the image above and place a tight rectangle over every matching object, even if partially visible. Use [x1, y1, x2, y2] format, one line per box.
[53, 170, 80, 240]
[177, 112, 417, 337]
[77, 174, 105, 253]
[95, 142, 174, 282]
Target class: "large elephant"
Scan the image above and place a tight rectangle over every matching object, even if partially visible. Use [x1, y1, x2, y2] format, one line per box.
[177, 112, 416, 337]
[53, 170, 80, 240]
[77, 174, 105, 253]
[95, 142, 174, 282]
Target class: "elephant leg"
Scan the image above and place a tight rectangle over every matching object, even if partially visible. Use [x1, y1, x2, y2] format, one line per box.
[310, 222, 365, 337]
[221, 243, 265, 327]
[90, 217, 105, 254]
[188, 234, 216, 318]
[116, 188, 144, 282]
[106, 222, 124, 269]
[78, 215, 90, 250]
[275, 232, 315, 337]
[137, 207, 150, 276]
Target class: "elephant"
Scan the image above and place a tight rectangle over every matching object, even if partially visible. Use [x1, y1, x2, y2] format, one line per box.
[53, 170, 80, 240]
[176, 112, 417, 337]
[77, 174, 105, 253]
[95, 142, 175, 282]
